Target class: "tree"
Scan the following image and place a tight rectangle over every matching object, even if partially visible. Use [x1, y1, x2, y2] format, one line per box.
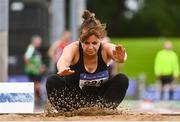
[87, 0, 126, 37]
[87, 0, 180, 37]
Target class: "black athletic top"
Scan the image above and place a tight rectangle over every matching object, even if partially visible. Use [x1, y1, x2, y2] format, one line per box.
[65, 42, 109, 89]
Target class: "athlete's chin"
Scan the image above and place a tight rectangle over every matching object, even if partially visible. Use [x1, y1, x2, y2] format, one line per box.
[86, 52, 96, 56]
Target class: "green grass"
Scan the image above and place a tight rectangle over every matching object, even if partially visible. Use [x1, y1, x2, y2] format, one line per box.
[112, 38, 180, 85]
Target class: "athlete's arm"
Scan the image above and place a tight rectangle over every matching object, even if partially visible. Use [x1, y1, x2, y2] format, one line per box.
[103, 42, 127, 63]
[57, 42, 77, 76]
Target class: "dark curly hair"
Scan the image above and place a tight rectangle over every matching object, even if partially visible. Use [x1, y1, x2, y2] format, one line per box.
[79, 10, 107, 43]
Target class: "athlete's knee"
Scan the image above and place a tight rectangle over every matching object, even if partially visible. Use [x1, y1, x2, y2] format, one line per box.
[114, 73, 129, 90]
[46, 74, 65, 91]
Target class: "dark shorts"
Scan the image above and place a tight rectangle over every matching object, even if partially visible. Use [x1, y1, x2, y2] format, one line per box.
[27, 74, 42, 83]
[159, 75, 173, 85]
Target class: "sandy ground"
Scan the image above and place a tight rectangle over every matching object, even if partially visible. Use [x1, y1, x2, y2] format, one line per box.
[1, 100, 180, 121]
[0, 112, 180, 121]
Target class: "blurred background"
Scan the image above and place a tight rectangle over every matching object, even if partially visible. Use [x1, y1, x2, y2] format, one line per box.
[1, 0, 180, 111]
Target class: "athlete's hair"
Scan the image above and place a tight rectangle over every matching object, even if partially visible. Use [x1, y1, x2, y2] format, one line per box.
[79, 10, 107, 43]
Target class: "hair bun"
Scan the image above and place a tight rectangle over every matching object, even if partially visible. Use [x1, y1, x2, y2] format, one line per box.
[82, 10, 95, 20]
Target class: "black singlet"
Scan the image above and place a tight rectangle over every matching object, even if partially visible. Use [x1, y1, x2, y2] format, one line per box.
[66, 42, 109, 89]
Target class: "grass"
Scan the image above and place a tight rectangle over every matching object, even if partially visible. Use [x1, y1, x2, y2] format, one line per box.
[112, 38, 180, 85]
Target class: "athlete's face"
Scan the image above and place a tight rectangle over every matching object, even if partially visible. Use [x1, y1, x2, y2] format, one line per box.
[81, 35, 100, 56]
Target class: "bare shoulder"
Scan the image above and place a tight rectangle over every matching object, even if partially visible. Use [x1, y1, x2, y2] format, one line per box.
[101, 41, 116, 59]
[101, 41, 114, 64]
[63, 41, 80, 65]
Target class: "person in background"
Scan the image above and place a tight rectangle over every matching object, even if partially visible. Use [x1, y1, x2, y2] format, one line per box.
[154, 41, 179, 100]
[48, 31, 71, 73]
[46, 10, 129, 112]
[24, 35, 46, 105]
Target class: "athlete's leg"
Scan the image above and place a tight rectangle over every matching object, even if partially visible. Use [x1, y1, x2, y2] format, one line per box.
[102, 73, 129, 108]
[46, 74, 86, 112]
[46, 74, 67, 111]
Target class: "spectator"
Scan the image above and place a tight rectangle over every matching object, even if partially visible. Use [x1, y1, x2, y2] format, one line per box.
[154, 41, 179, 100]
[24, 35, 46, 105]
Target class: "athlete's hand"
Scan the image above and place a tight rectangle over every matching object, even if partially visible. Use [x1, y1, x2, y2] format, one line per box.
[112, 45, 126, 63]
[57, 67, 75, 76]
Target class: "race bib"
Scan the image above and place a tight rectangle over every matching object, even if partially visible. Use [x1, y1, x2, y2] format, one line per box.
[79, 70, 109, 89]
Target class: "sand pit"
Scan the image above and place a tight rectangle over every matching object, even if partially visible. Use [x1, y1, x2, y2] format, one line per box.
[1, 100, 180, 121]
[0, 107, 180, 121]
[0, 112, 180, 121]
